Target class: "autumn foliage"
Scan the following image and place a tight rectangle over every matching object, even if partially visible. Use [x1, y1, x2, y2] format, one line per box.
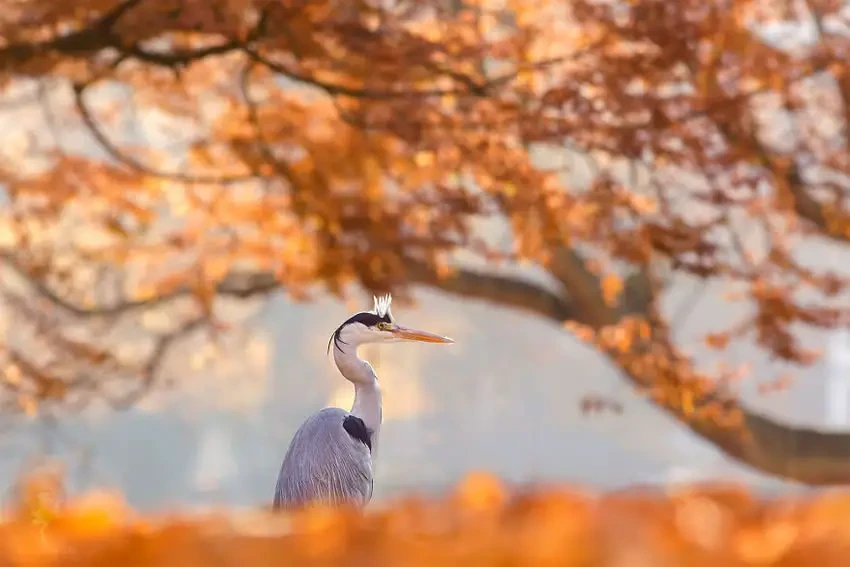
[6, 471, 850, 567]
[1, 0, 850, 482]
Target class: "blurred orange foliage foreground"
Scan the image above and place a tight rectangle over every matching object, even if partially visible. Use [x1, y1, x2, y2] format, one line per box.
[4, 473, 850, 567]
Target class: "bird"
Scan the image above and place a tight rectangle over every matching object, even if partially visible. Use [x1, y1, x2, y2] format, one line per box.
[273, 294, 454, 511]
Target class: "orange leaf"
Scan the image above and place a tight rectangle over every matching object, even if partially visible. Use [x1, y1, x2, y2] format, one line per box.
[705, 333, 730, 350]
[601, 274, 623, 306]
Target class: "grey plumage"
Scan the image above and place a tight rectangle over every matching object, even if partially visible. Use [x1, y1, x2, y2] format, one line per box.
[273, 408, 373, 510]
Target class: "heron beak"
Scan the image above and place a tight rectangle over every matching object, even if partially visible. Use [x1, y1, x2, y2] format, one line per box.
[391, 325, 454, 344]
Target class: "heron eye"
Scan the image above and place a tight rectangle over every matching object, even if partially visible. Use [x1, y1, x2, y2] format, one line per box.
[376, 322, 391, 331]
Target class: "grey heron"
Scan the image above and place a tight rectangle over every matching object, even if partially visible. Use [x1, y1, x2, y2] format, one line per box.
[273, 294, 453, 510]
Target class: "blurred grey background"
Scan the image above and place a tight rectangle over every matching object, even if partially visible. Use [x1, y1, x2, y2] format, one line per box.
[1, 276, 845, 512]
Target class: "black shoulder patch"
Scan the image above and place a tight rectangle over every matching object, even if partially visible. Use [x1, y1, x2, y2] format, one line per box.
[342, 415, 372, 452]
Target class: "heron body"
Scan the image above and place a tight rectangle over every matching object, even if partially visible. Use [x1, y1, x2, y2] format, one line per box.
[273, 408, 374, 508]
[273, 295, 452, 511]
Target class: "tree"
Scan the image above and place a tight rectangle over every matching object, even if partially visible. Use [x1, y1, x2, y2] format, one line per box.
[0, 0, 849, 484]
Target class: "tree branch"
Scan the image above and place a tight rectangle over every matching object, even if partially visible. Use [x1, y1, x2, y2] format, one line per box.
[404, 260, 576, 322]
[109, 315, 208, 409]
[0, 0, 143, 67]
[243, 48, 469, 100]
[548, 247, 623, 326]
[71, 82, 257, 185]
[115, 40, 244, 69]
[0, 252, 280, 318]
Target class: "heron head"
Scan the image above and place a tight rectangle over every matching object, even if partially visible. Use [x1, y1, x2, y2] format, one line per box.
[327, 294, 454, 353]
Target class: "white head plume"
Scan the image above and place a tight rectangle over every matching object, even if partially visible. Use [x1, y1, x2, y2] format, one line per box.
[372, 294, 393, 320]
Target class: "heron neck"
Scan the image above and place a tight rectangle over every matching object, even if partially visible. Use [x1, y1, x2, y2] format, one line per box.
[351, 381, 382, 436]
[333, 344, 383, 435]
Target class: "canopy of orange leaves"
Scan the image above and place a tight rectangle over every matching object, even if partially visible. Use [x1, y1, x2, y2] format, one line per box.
[0, 0, 847, 416]
[1, 0, 850, 484]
